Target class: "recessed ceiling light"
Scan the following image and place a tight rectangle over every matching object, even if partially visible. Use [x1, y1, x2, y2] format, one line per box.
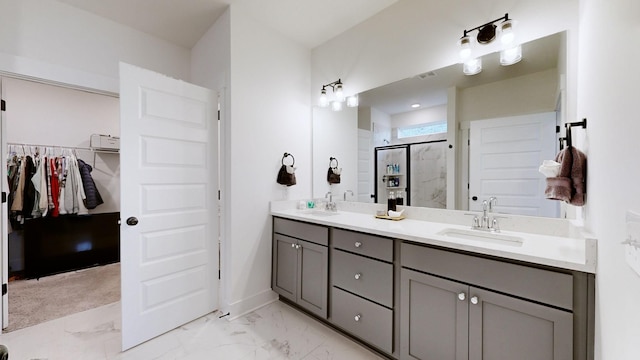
[411, 103, 421, 108]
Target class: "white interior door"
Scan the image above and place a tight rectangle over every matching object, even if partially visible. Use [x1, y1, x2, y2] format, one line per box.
[119, 62, 218, 350]
[469, 113, 557, 217]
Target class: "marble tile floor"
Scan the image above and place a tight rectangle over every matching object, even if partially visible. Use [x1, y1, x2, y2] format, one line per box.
[0, 300, 385, 360]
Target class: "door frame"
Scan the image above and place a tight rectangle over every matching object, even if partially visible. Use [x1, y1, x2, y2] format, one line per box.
[0, 66, 226, 332]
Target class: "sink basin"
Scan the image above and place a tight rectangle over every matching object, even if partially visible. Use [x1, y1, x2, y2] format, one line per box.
[437, 228, 523, 246]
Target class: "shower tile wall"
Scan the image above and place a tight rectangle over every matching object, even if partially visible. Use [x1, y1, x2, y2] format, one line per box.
[410, 142, 446, 208]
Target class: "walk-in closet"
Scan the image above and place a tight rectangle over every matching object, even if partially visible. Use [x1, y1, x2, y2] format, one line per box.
[1, 76, 121, 332]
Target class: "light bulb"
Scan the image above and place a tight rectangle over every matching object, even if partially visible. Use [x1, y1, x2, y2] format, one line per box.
[346, 95, 359, 107]
[500, 44, 522, 66]
[463, 58, 482, 75]
[331, 100, 343, 111]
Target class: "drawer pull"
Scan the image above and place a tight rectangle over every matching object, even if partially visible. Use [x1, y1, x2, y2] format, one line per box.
[470, 296, 479, 305]
[457, 292, 466, 301]
[296, 244, 301, 249]
[354, 314, 362, 322]
[354, 241, 362, 248]
[354, 273, 362, 280]
[291, 243, 296, 248]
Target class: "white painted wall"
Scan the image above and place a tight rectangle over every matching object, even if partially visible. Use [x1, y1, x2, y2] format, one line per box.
[190, 7, 231, 313]
[578, 1, 640, 359]
[0, 0, 190, 93]
[312, 107, 358, 199]
[225, 4, 312, 316]
[392, 105, 447, 128]
[311, 0, 579, 126]
[2, 77, 120, 214]
[459, 68, 558, 122]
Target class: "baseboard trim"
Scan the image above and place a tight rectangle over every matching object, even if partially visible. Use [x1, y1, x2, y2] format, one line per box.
[225, 289, 278, 321]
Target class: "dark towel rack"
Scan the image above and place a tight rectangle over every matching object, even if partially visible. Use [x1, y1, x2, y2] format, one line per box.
[559, 118, 587, 149]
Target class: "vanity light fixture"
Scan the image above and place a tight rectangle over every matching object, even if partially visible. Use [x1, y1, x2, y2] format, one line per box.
[319, 79, 344, 108]
[319, 79, 358, 111]
[458, 13, 522, 74]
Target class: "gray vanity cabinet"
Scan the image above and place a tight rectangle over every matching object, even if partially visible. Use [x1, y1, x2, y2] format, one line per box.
[468, 287, 573, 360]
[272, 218, 329, 318]
[330, 229, 395, 355]
[401, 242, 575, 360]
[400, 269, 469, 360]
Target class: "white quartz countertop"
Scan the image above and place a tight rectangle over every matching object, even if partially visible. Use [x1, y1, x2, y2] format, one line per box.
[271, 207, 597, 273]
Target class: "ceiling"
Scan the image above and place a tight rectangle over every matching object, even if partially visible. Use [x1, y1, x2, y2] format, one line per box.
[54, 0, 399, 49]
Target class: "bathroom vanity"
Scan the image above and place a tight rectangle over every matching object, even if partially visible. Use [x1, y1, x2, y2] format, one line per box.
[271, 202, 596, 360]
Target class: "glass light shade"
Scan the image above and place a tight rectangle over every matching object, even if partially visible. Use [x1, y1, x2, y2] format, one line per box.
[346, 95, 359, 107]
[499, 20, 515, 45]
[458, 36, 472, 61]
[318, 89, 329, 107]
[463, 58, 482, 75]
[334, 84, 345, 102]
[500, 45, 522, 66]
[331, 100, 343, 111]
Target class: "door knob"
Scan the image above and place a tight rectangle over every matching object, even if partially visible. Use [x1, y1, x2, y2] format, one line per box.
[354, 273, 362, 280]
[457, 292, 466, 301]
[126, 217, 139, 226]
[472, 196, 478, 201]
[354, 314, 362, 322]
[470, 296, 479, 305]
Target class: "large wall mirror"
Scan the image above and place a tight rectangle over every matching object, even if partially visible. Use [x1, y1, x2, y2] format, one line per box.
[312, 31, 568, 218]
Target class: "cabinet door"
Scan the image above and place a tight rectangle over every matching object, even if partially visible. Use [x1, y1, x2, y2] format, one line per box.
[468, 287, 573, 360]
[401, 268, 469, 360]
[297, 239, 328, 318]
[272, 234, 298, 303]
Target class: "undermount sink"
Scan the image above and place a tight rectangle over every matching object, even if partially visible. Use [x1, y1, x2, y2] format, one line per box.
[437, 228, 523, 247]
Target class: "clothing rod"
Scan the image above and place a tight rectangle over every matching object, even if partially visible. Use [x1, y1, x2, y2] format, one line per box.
[7, 142, 94, 151]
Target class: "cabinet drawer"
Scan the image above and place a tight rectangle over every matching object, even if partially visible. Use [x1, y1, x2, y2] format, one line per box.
[331, 287, 393, 354]
[401, 242, 574, 310]
[274, 217, 328, 246]
[332, 249, 393, 308]
[332, 228, 393, 262]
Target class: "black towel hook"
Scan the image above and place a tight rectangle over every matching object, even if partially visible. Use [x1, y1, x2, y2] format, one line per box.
[281, 152, 295, 166]
[563, 118, 587, 149]
[329, 157, 339, 168]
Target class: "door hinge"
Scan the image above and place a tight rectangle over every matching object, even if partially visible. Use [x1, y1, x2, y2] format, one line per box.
[218, 190, 221, 200]
[217, 110, 220, 121]
[468, 139, 470, 145]
[1, 192, 6, 203]
[1, 99, 5, 111]
[2, 283, 7, 296]
[218, 269, 221, 280]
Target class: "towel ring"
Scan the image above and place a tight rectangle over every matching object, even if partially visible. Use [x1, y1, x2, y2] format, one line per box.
[282, 152, 295, 166]
[329, 157, 339, 168]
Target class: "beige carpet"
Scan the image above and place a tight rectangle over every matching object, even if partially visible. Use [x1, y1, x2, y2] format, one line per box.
[6, 262, 120, 332]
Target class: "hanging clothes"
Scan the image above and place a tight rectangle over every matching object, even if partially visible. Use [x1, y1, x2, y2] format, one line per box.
[77, 159, 103, 209]
[6, 148, 105, 220]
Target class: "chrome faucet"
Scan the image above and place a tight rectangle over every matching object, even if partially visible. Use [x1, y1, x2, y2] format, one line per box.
[325, 191, 337, 212]
[470, 197, 500, 232]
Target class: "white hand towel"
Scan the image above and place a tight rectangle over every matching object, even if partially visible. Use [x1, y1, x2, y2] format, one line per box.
[538, 160, 561, 177]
